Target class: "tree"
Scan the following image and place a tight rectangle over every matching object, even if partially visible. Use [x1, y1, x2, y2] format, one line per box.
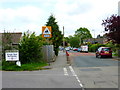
[69, 36, 79, 48]
[74, 27, 92, 44]
[45, 14, 63, 56]
[19, 31, 43, 64]
[102, 14, 120, 44]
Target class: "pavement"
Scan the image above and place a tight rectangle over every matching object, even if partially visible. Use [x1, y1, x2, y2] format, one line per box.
[43, 51, 68, 69]
[51, 51, 68, 68]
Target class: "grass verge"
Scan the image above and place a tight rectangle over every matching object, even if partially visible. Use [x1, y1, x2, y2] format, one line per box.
[0, 61, 48, 71]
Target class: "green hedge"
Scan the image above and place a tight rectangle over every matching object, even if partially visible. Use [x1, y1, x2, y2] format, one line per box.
[88, 43, 106, 52]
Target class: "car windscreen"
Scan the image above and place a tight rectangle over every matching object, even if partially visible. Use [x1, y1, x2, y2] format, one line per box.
[102, 48, 111, 51]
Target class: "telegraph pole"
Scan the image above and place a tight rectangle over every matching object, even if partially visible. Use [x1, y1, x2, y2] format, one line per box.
[92, 29, 95, 44]
[63, 26, 65, 52]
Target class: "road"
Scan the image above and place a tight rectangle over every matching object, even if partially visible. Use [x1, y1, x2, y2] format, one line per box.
[68, 51, 119, 88]
[2, 51, 83, 89]
[1, 51, 120, 89]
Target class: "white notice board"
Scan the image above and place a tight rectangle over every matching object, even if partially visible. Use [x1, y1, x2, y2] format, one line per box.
[5, 50, 19, 61]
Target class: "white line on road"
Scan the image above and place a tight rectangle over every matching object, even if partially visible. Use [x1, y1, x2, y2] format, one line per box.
[69, 66, 84, 88]
[63, 67, 68, 76]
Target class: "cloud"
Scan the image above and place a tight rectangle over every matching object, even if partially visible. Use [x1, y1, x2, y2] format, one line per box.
[0, 6, 46, 34]
[0, 0, 119, 37]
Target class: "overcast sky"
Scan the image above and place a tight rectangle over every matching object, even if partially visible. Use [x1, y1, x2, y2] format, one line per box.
[0, 0, 119, 37]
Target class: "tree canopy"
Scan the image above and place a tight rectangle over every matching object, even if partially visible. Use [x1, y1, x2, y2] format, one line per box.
[102, 14, 120, 44]
[68, 36, 80, 48]
[74, 27, 92, 44]
[46, 14, 63, 56]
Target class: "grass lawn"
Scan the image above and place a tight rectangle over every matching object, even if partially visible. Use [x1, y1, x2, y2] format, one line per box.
[0, 61, 48, 71]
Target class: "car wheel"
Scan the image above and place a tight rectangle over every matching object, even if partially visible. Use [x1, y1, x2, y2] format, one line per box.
[110, 55, 112, 58]
[100, 55, 103, 58]
[96, 55, 98, 58]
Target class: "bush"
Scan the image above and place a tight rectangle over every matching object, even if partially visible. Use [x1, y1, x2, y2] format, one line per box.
[19, 31, 43, 64]
[89, 43, 106, 52]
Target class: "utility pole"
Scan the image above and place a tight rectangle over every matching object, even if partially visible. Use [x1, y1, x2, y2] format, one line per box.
[63, 26, 65, 52]
[92, 30, 95, 44]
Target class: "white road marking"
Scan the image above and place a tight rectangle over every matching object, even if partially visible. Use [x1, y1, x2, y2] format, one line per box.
[63, 68, 69, 76]
[69, 66, 84, 88]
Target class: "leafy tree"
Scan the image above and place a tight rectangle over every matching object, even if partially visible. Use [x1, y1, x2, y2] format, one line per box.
[45, 14, 63, 56]
[74, 27, 92, 44]
[69, 36, 79, 48]
[61, 37, 69, 46]
[102, 14, 120, 44]
[19, 31, 43, 64]
[102, 14, 120, 57]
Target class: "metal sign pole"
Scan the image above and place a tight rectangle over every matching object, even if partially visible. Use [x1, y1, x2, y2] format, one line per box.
[47, 38, 50, 66]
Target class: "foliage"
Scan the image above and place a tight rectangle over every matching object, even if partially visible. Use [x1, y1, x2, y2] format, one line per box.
[74, 27, 92, 44]
[69, 36, 80, 48]
[46, 14, 63, 56]
[89, 43, 105, 52]
[19, 31, 43, 64]
[105, 42, 120, 56]
[61, 37, 69, 46]
[102, 14, 120, 44]
[2, 60, 48, 71]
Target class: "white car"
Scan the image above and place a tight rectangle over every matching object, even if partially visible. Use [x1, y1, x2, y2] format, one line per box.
[65, 47, 70, 51]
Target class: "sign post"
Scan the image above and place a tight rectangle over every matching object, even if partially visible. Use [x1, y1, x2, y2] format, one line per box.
[5, 50, 21, 66]
[42, 26, 52, 66]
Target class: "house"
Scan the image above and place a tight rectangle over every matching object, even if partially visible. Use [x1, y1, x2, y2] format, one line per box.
[0, 32, 22, 60]
[83, 37, 107, 44]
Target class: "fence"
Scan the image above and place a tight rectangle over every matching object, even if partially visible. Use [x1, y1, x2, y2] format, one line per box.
[42, 45, 56, 62]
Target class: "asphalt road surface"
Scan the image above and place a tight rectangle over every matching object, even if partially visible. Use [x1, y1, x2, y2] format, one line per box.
[68, 51, 119, 88]
[1, 51, 120, 89]
[2, 51, 84, 89]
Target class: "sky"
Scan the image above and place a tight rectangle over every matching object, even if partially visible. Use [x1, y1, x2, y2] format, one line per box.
[0, 0, 119, 37]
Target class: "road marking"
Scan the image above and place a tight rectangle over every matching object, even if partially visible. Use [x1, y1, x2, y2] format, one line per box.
[69, 66, 84, 88]
[63, 68, 68, 76]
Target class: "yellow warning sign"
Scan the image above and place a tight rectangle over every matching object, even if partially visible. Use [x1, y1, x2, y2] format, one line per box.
[42, 26, 52, 38]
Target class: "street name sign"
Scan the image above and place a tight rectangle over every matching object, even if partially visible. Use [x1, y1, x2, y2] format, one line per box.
[42, 26, 52, 38]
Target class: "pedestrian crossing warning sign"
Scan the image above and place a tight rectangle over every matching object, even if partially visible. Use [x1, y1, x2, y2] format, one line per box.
[42, 26, 52, 38]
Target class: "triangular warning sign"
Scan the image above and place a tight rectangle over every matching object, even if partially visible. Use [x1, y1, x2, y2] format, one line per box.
[43, 27, 51, 34]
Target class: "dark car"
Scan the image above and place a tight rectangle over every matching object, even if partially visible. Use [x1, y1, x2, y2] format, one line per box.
[96, 47, 112, 58]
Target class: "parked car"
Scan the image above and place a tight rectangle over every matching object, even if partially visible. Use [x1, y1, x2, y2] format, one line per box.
[96, 47, 112, 58]
[73, 48, 78, 51]
[77, 48, 81, 52]
[65, 47, 70, 51]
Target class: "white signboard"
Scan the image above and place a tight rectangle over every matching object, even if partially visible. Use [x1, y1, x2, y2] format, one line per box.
[5, 50, 19, 61]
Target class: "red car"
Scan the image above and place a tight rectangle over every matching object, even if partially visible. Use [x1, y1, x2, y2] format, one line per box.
[96, 47, 112, 58]
[73, 48, 78, 51]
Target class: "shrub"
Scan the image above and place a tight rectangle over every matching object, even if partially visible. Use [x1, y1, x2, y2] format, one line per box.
[89, 43, 105, 52]
[19, 31, 43, 64]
